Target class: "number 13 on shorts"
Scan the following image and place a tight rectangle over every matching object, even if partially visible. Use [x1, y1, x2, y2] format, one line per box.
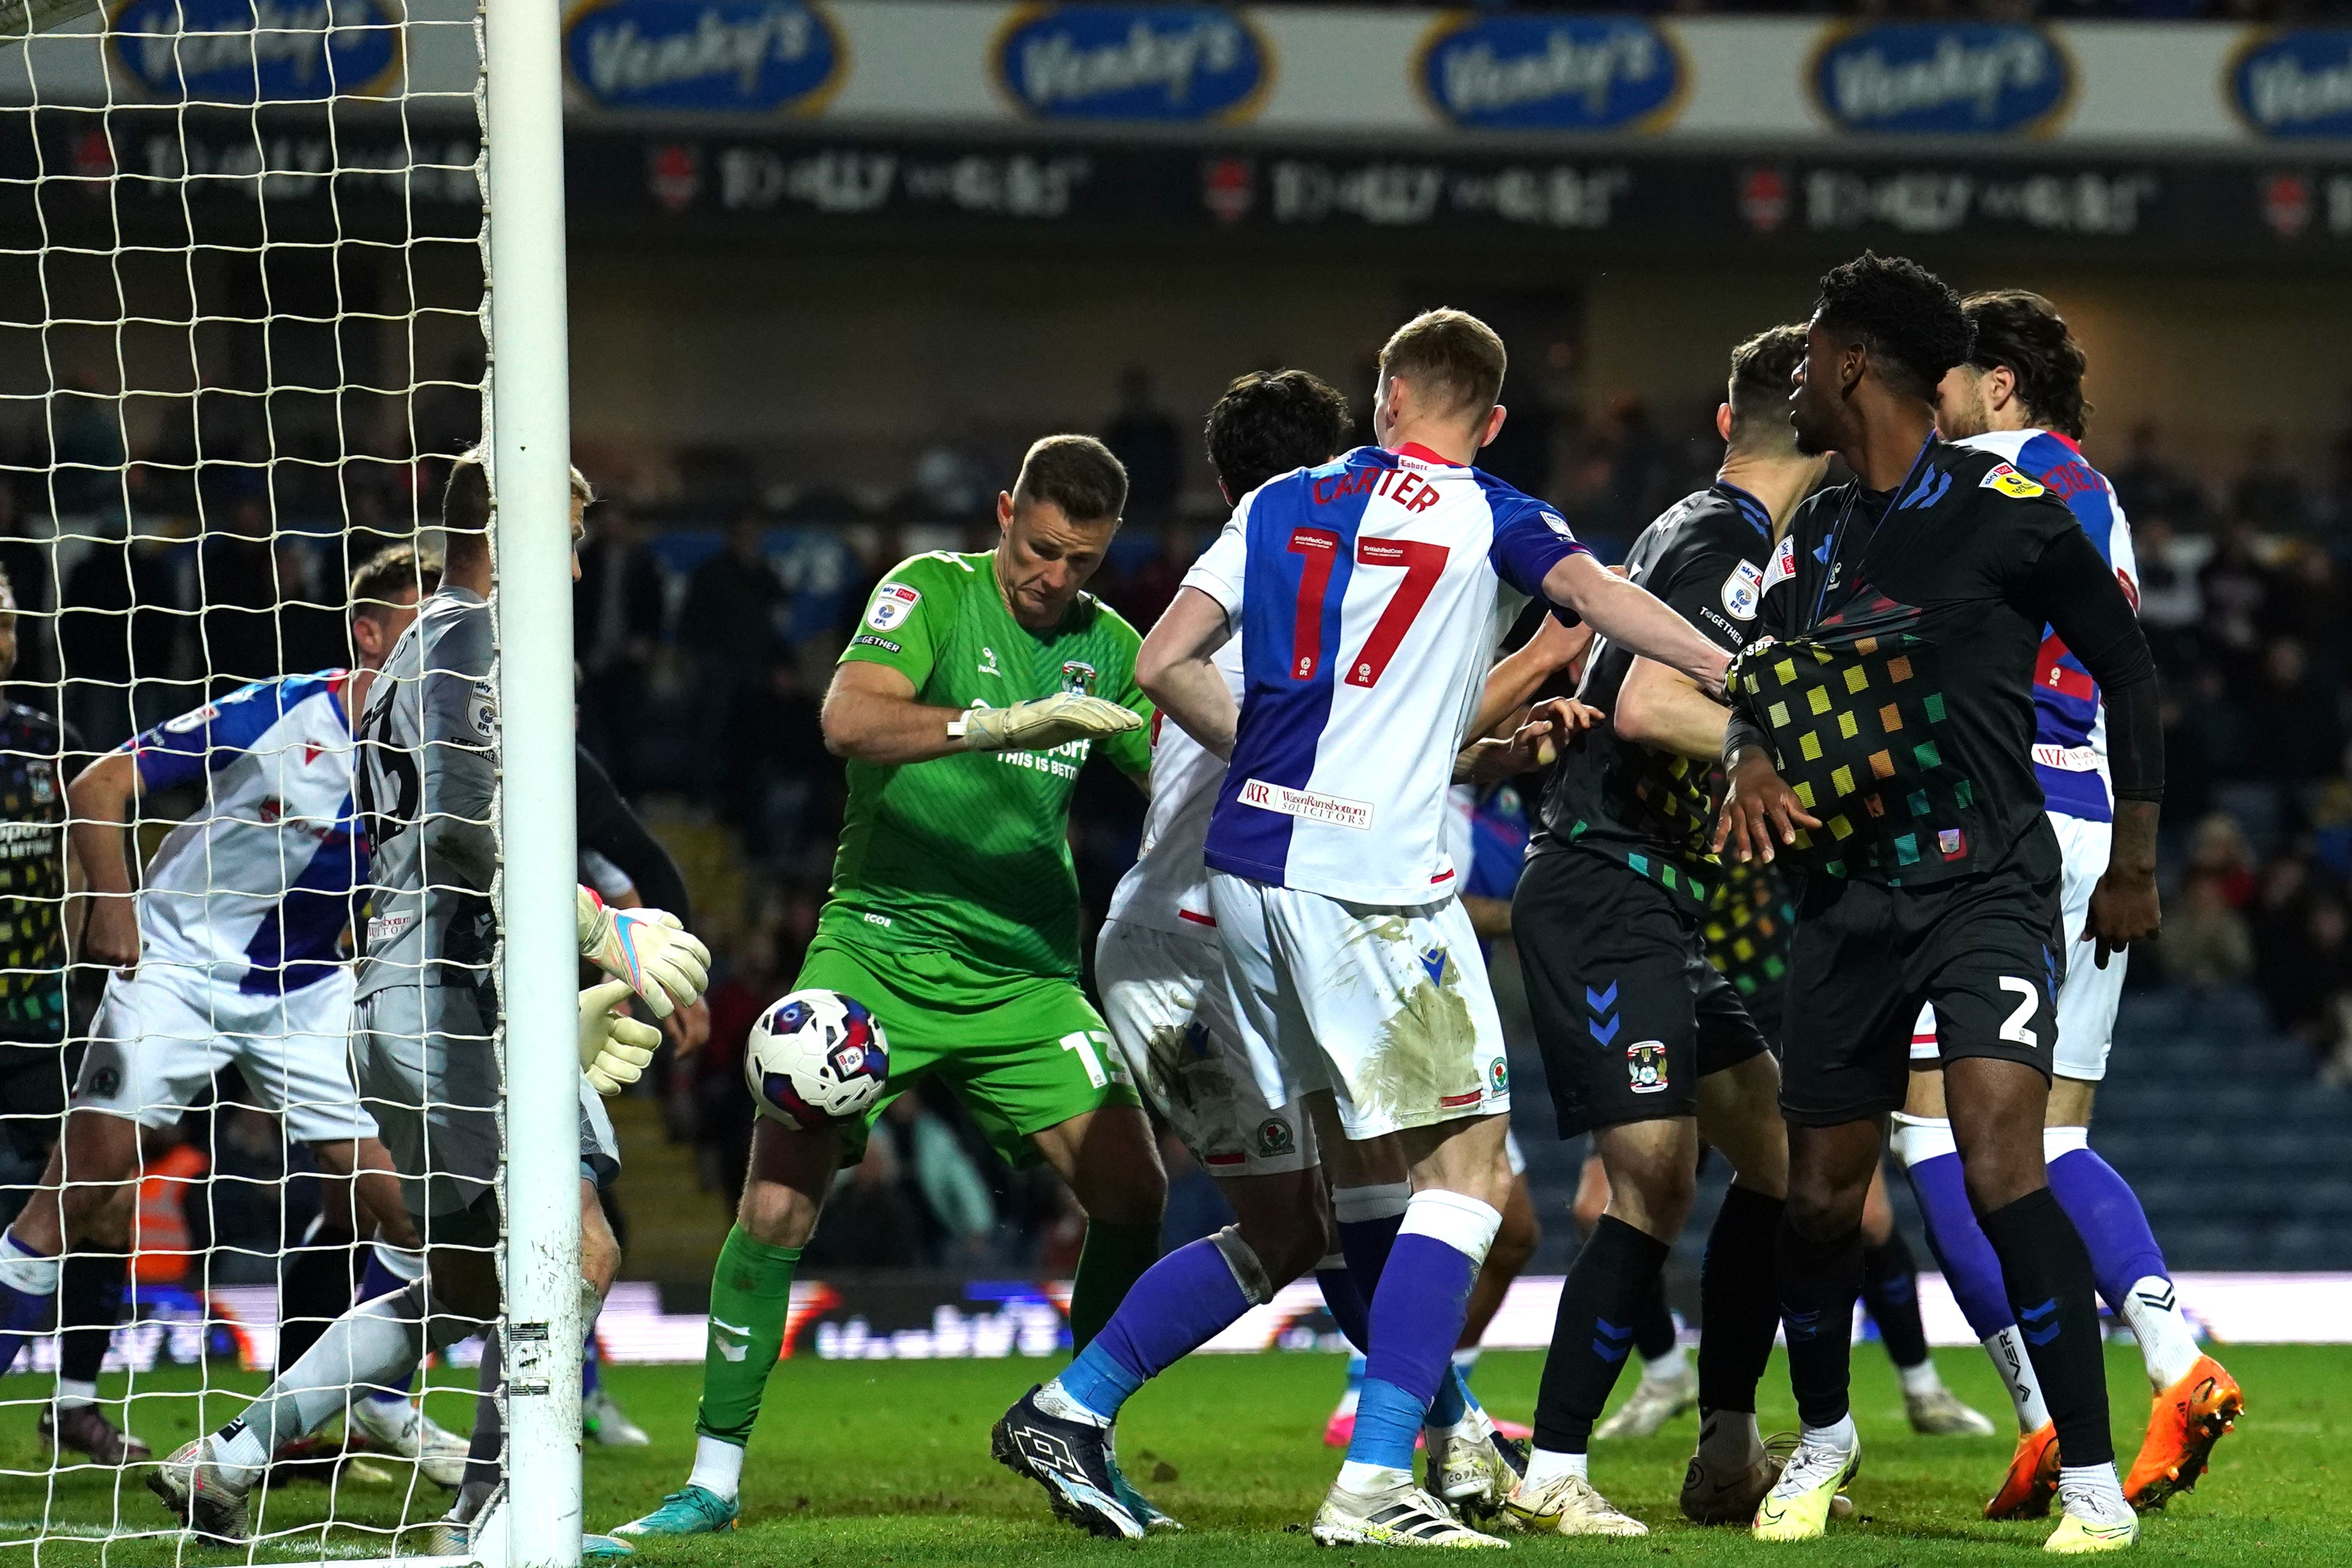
[1059, 1029, 1130, 1090]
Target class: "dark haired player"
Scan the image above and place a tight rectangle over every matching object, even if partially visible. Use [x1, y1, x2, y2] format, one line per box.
[1891, 289, 2239, 1518]
[616, 435, 1167, 1539]
[1504, 326, 1818, 1537]
[1717, 254, 2161, 1552]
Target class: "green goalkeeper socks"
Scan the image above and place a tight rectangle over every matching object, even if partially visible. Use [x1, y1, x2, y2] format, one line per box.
[693, 1226, 803, 1447]
[1067, 1219, 1162, 1352]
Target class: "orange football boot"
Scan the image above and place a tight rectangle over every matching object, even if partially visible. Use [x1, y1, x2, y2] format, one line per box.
[1984, 1421, 2061, 1520]
[2124, 1353, 2243, 1511]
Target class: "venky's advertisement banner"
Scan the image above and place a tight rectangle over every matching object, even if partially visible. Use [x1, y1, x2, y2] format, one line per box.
[2, 2, 2348, 149]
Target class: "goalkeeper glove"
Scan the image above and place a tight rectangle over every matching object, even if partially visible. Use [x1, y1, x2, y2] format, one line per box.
[951, 693, 1142, 752]
[578, 979, 660, 1095]
[577, 887, 710, 1018]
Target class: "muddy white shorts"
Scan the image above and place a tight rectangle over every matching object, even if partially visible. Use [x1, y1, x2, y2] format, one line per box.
[73, 962, 372, 1145]
[1205, 872, 1509, 1144]
[1095, 918, 1315, 1176]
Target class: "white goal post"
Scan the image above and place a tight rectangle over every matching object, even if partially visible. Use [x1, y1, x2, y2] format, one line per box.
[482, 0, 586, 1556]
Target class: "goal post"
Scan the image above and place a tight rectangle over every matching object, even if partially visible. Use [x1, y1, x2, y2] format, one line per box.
[482, 0, 586, 1555]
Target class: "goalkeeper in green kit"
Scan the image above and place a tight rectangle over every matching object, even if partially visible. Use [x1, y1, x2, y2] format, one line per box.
[615, 436, 1166, 1537]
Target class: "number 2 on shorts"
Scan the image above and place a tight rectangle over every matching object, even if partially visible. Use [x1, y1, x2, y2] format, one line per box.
[1997, 976, 2040, 1047]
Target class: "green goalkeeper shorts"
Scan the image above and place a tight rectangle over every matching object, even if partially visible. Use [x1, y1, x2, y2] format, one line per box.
[795, 936, 1141, 1168]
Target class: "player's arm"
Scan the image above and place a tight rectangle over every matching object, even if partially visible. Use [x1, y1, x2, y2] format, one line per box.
[1540, 553, 1730, 698]
[1617, 659, 1730, 762]
[819, 661, 1138, 762]
[64, 749, 140, 970]
[2029, 522, 2164, 963]
[1466, 610, 1593, 743]
[1135, 586, 1240, 761]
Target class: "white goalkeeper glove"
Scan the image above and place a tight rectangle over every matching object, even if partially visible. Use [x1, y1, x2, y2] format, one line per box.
[578, 979, 660, 1096]
[951, 693, 1142, 753]
[577, 887, 710, 1019]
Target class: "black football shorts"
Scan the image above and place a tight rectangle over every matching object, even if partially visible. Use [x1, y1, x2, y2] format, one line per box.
[1779, 864, 2066, 1127]
[1514, 847, 1770, 1140]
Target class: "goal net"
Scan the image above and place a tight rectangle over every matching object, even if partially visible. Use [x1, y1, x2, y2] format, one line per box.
[0, 0, 583, 1558]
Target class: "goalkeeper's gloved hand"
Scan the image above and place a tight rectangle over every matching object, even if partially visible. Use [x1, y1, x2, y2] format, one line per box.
[952, 693, 1143, 753]
[577, 887, 710, 1018]
[578, 979, 660, 1096]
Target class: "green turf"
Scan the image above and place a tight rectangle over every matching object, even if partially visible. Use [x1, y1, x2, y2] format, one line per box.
[0, 1342, 2331, 1564]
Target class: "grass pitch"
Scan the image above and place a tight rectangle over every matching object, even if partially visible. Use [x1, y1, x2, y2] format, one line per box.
[2, 1343, 2336, 1566]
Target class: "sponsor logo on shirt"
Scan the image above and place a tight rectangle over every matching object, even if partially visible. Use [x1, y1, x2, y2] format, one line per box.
[1722, 559, 1765, 621]
[977, 645, 1001, 677]
[852, 633, 901, 654]
[2032, 743, 2101, 772]
[866, 583, 920, 632]
[1982, 461, 2047, 498]
[1236, 778, 1373, 831]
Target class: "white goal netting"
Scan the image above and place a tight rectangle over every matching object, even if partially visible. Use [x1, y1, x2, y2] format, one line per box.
[0, 0, 515, 1557]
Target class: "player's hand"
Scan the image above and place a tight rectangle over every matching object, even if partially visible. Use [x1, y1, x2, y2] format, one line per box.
[661, 996, 712, 1058]
[955, 693, 1143, 753]
[83, 895, 140, 973]
[1712, 749, 1820, 865]
[577, 887, 711, 1018]
[578, 978, 661, 1096]
[2086, 868, 2160, 967]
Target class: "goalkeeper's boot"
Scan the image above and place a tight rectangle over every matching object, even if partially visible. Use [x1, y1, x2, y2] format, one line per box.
[1501, 1470, 1646, 1537]
[1751, 1423, 1860, 1542]
[611, 1484, 738, 1538]
[2123, 1353, 2241, 1511]
[1591, 1361, 1698, 1441]
[1906, 1383, 1998, 1437]
[42, 1401, 152, 1465]
[347, 1392, 469, 1489]
[1987, 1422, 2063, 1521]
[2044, 1472, 2139, 1555]
[149, 1436, 253, 1543]
[585, 1385, 653, 1447]
[1310, 1471, 1508, 1548]
[991, 1385, 1145, 1540]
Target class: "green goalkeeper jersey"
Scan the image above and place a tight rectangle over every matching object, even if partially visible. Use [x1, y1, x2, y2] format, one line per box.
[821, 550, 1153, 979]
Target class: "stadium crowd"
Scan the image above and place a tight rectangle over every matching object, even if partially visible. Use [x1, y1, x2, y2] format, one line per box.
[3, 379, 2350, 1275]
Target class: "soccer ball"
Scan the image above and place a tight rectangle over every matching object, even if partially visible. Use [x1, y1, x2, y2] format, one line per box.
[745, 990, 890, 1130]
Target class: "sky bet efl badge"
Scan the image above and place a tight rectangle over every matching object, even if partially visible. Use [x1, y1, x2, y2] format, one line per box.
[1982, 461, 2047, 498]
[865, 583, 920, 632]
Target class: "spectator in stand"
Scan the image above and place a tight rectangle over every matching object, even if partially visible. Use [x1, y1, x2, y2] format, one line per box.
[2231, 428, 2308, 535]
[2197, 522, 2271, 687]
[723, 661, 836, 868]
[2186, 812, 2258, 909]
[678, 516, 785, 794]
[2246, 638, 2344, 784]
[0, 485, 57, 690]
[198, 493, 282, 691]
[58, 522, 179, 753]
[879, 1094, 997, 1266]
[2273, 546, 2350, 679]
[2127, 515, 2201, 670]
[2112, 420, 2207, 532]
[2161, 869, 2253, 990]
[575, 505, 668, 792]
[1102, 367, 1183, 524]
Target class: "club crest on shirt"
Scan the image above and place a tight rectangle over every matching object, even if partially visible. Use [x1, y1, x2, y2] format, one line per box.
[1060, 659, 1097, 696]
[1627, 1040, 1669, 1094]
[1981, 462, 2046, 499]
[865, 583, 921, 632]
[1722, 559, 1765, 622]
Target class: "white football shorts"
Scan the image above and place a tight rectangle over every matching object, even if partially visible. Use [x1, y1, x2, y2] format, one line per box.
[1095, 918, 1315, 1177]
[73, 961, 373, 1144]
[1205, 871, 1510, 1144]
[1910, 812, 2122, 1082]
